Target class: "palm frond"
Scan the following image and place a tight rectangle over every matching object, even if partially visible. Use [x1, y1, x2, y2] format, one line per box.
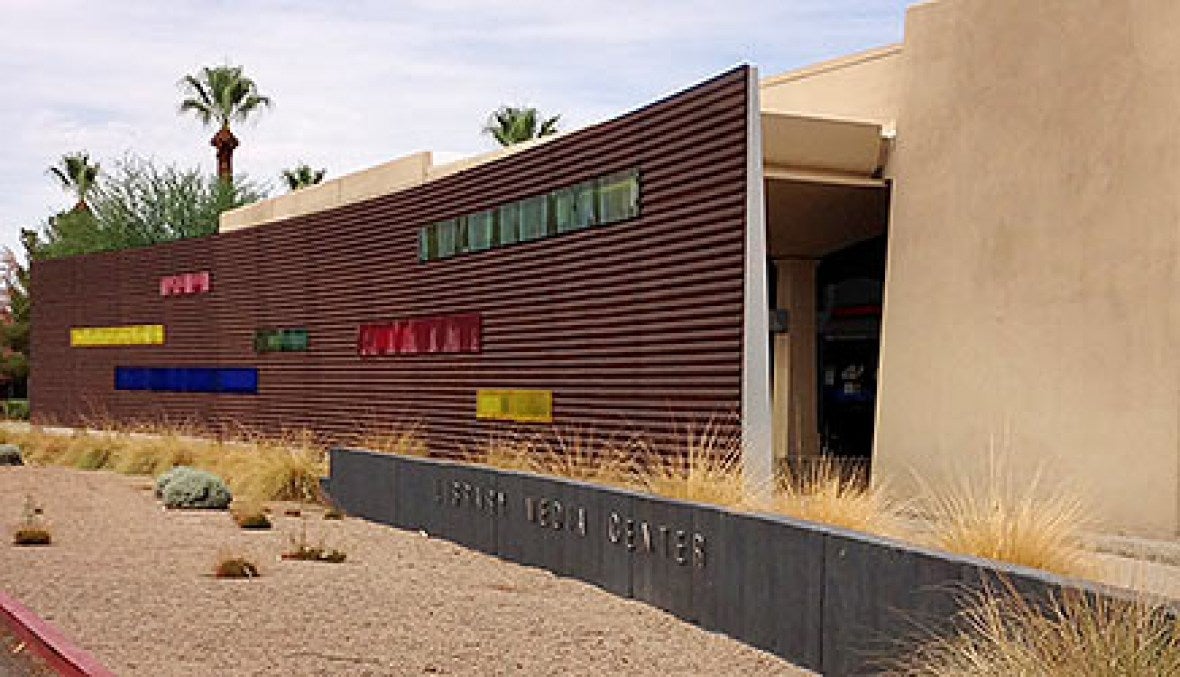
[482, 105, 561, 147]
[177, 64, 271, 130]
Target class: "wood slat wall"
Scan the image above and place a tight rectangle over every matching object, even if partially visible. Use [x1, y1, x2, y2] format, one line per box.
[30, 67, 752, 456]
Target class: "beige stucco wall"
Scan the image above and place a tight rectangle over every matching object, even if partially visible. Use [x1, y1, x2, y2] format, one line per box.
[875, 0, 1180, 536]
[219, 152, 433, 232]
[760, 46, 902, 129]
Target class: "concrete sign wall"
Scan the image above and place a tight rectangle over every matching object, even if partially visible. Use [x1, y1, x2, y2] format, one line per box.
[326, 449, 1122, 675]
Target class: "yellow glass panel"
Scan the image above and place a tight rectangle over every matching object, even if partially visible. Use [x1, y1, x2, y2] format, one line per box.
[476, 389, 553, 423]
[70, 324, 165, 347]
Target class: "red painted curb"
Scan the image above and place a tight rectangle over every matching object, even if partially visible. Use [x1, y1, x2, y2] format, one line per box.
[0, 591, 115, 677]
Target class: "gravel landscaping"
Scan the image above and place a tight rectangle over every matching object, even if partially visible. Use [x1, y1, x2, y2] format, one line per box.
[0, 467, 805, 676]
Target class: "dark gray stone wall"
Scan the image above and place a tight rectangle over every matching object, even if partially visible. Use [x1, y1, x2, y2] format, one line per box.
[325, 449, 1128, 676]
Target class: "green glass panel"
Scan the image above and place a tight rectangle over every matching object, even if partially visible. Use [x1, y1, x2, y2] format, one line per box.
[436, 219, 458, 258]
[518, 195, 548, 241]
[497, 203, 520, 245]
[255, 328, 309, 353]
[598, 170, 640, 224]
[281, 329, 309, 351]
[419, 225, 438, 261]
[468, 210, 495, 251]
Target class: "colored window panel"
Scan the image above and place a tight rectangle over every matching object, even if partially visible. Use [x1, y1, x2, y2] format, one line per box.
[419, 224, 438, 262]
[418, 168, 640, 262]
[497, 203, 520, 245]
[476, 389, 553, 423]
[254, 329, 309, 353]
[71, 324, 165, 347]
[358, 313, 481, 356]
[436, 219, 459, 258]
[518, 195, 549, 241]
[160, 271, 211, 297]
[468, 210, 495, 252]
[598, 170, 640, 222]
[114, 367, 258, 394]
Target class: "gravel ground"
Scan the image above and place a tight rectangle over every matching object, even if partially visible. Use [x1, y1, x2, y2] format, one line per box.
[0, 467, 804, 676]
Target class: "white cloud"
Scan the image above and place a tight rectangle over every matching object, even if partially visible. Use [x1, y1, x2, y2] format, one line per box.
[0, 0, 909, 255]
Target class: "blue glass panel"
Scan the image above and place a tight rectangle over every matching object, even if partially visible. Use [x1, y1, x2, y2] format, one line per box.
[185, 368, 217, 393]
[115, 367, 258, 395]
[115, 367, 149, 391]
[217, 368, 259, 394]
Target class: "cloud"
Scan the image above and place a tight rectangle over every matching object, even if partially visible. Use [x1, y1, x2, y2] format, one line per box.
[0, 0, 910, 255]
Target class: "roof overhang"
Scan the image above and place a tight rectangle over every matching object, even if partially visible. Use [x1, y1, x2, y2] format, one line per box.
[761, 110, 889, 187]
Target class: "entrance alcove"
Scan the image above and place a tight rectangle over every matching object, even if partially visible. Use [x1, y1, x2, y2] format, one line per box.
[760, 110, 892, 473]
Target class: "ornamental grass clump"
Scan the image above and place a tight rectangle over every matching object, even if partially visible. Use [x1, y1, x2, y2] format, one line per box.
[352, 421, 428, 458]
[888, 579, 1180, 676]
[480, 429, 643, 489]
[920, 457, 1089, 578]
[770, 456, 900, 536]
[161, 468, 232, 509]
[635, 419, 747, 508]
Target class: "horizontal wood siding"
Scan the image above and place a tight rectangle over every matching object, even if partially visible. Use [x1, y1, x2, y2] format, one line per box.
[30, 67, 751, 456]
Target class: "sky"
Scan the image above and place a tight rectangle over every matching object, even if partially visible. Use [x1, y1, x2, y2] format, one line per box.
[0, 0, 912, 256]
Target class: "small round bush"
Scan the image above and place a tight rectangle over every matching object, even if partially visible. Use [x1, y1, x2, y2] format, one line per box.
[161, 469, 232, 509]
[155, 466, 199, 498]
[0, 444, 23, 466]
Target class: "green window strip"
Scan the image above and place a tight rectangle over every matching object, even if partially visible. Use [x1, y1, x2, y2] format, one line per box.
[254, 328, 309, 353]
[419, 169, 640, 262]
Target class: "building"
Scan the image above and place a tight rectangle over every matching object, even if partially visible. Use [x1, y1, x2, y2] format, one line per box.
[31, 0, 1180, 536]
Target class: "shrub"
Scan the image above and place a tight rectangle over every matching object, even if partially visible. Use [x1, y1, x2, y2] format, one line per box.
[161, 468, 232, 509]
[0, 444, 22, 466]
[215, 556, 259, 579]
[889, 580, 1180, 675]
[12, 527, 51, 546]
[155, 465, 199, 497]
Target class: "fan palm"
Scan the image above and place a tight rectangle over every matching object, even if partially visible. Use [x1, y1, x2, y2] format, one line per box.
[178, 65, 272, 182]
[281, 164, 326, 191]
[482, 106, 560, 147]
[47, 152, 100, 212]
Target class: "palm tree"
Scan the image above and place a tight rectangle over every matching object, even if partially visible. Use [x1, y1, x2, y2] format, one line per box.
[47, 152, 100, 212]
[482, 106, 560, 147]
[281, 164, 326, 191]
[178, 65, 272, 182]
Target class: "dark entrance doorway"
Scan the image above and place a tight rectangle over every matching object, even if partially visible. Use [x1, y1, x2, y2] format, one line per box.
[815, 234, 887, 461]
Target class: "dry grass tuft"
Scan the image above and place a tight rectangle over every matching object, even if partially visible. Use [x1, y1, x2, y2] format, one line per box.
[480, 429, 643, 488]
[634, 420, 747, 507]
[230, 502, 272, 530]
[889, 579, 1180, 676]
[352, 421, 428, 457]
[919, 457, 1089, 578]
[214, 554, 260, 579]
[12, 494, 51, 546]
[770, 456, 900, 535]
[3, 422, 328, 505]
[12, 527, 51, 546]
